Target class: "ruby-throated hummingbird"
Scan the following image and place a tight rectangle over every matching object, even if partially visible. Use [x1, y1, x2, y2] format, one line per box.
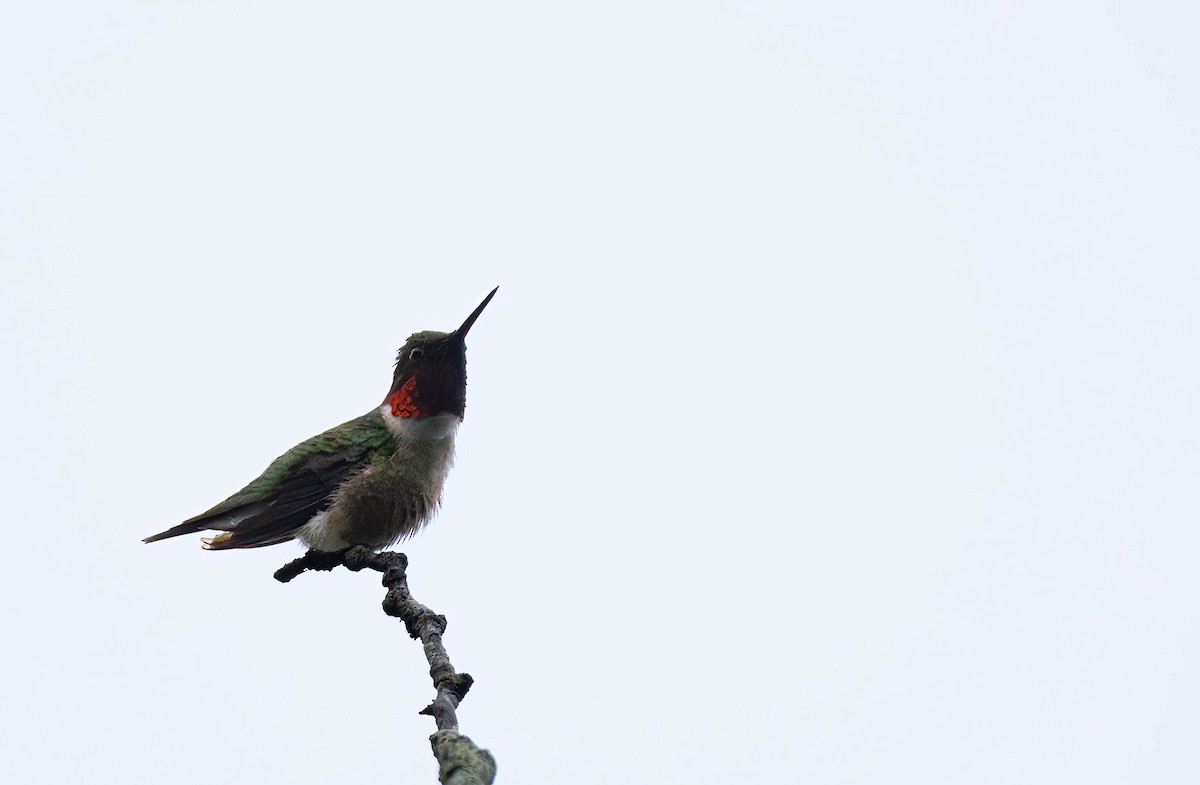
[143, 287, 497, 552]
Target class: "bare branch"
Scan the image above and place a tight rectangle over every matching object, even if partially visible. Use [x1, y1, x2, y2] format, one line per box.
[275, 546, 495, 784]
[430, 730, 498, 785]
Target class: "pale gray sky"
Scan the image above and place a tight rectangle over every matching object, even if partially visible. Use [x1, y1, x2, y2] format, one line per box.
[2, 2, 1197, 783]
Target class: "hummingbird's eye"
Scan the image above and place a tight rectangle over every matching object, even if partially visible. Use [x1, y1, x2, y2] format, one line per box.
[409, 347, 424, 360]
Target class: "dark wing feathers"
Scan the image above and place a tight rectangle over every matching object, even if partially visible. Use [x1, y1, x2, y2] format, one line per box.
[143, 411, 393, 548]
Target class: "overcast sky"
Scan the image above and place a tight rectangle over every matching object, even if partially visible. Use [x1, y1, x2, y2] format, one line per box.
[2, 2, 1197, 783]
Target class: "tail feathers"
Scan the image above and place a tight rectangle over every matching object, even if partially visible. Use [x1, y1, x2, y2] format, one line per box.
[142, 522, 206, 544]
[201, 531, 298, 550]
[144, 497, 323, 549]
[143, 502, 273, 546]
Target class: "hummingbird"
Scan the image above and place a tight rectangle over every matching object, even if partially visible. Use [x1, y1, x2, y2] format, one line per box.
[143, 287, 497, 552]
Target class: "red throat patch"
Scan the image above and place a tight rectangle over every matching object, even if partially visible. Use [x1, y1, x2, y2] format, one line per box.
[389, 377, 420, 417]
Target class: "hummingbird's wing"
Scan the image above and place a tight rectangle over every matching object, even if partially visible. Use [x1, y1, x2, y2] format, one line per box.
[143, 411, 393, 549]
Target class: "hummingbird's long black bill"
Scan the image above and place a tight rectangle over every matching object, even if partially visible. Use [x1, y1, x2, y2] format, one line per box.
[455, 286, 499, 341]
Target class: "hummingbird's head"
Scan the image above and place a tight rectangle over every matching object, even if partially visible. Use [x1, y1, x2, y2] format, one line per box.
[382, 287, 497, 421]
